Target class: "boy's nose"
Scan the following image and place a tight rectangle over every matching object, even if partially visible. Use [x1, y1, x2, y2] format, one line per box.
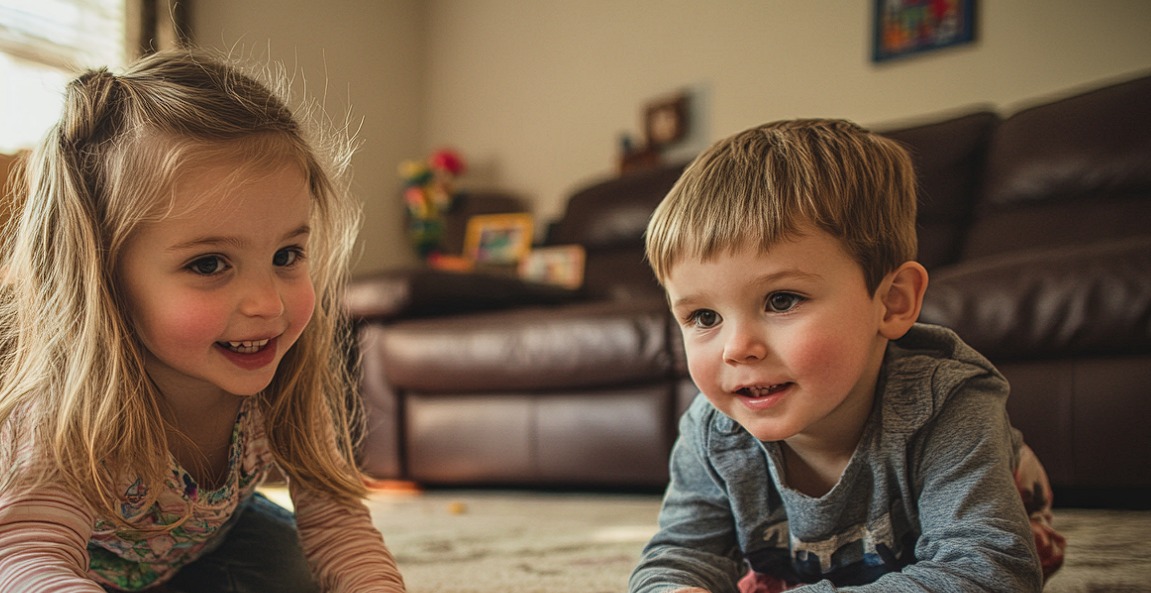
[723, 326, 768, 363]
[239, 274, 286, 318]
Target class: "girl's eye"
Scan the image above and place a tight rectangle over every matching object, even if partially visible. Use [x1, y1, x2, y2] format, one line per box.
[273, 247, 304, 267]
[188, 256, 226, 276]
[689, 309, 721, 328]
[766, 292, 804, 313]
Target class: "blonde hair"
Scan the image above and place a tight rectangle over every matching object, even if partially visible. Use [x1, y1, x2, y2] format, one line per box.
[0, 49, 366, 524]
[645, 119, 918, 294]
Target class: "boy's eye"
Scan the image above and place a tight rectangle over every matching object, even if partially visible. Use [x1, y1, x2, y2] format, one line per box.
[273, 247, 303, 267]
[766, 292, 803, 313]
[689, 309, 721, 328]
[188, 256, 226, 275]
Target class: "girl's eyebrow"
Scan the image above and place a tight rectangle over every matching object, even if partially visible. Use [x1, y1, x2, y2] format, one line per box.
[168, 224, 311, 251]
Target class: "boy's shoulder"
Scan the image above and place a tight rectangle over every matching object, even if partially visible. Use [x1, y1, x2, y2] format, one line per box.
[880, 323, 1009, 436]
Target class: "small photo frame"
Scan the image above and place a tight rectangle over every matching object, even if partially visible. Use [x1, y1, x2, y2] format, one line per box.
[644, 93, 688, 148]
[873, 0, 976, 63]
[463, 213, 534, 265]
[518, 244, 586, 290]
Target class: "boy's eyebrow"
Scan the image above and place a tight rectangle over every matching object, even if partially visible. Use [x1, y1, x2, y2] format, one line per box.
[668, 268, 822, 309]
[168, 224, 311, 251]
[753, 269, 823, 284]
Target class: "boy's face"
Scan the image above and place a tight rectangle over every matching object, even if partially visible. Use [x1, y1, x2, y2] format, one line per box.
[664, 227, 890, 445]
[118, 160, 316, 403]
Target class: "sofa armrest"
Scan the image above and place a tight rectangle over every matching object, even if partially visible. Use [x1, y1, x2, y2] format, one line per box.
[919, 236, 1151, 361]
[347, 268, 584, 322]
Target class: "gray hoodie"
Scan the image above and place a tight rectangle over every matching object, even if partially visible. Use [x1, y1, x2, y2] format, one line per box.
[630, 324, 1042, 592]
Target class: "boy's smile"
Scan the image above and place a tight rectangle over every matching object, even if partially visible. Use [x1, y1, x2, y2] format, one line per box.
[118, 159, 316, 405]
[664, 227, 891, 450]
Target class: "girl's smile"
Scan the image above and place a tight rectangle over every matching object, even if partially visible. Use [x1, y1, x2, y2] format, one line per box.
[215, 336, 280, 370]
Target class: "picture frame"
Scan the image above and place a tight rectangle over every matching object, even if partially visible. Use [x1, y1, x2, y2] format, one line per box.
[463, 213, 534, 265]
[872, 0, 976, 63]
[644, 93, 688, 148]
[518, 244, 586, 290]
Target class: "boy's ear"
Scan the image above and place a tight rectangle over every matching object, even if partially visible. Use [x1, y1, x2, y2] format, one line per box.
[878, 261, 929, 340]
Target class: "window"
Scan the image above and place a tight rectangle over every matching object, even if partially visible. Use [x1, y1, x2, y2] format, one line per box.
[0, 0, 126, 153]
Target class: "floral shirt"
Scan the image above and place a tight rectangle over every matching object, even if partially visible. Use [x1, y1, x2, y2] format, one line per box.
[87, 398, 272, 589]
[0, 399, 406, 592]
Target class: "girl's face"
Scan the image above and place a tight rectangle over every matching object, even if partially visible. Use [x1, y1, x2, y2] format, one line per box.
[118, 159, 316, 403]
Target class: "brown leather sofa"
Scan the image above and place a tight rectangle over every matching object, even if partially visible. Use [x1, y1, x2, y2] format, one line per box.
[349, 73, 1151, 501]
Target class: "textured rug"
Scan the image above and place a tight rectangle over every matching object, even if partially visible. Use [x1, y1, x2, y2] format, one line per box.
[366, 490, 657, 593]
[265, 488, 1151, 592]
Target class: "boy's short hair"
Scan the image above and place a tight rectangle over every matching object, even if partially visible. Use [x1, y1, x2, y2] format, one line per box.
[645, 119, 918, 294]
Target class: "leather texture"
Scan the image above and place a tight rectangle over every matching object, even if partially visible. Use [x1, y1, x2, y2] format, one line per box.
[879, 111, 999, 269]
[350, 73, 1151, 490]
[919, 237, 1151, 360]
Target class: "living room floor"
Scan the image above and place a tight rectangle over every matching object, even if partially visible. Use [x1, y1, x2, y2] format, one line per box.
[263, 486, 1151, 593]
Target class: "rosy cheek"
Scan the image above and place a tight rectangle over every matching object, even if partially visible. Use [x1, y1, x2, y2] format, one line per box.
[169, 298, 230, 344]
[793, 329, 868, 388]
[684, 340, 721, 393]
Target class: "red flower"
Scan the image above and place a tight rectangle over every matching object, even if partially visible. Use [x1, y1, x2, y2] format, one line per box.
[428, 149, 466, 176]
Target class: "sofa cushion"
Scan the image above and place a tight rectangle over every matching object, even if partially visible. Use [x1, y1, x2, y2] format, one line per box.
[880, 111, 999, 269]
[919, 236, 1151, 361]
[966, 75, 1151, 259]
[374, 297, 675, 393]
[403, 386, 673, 486]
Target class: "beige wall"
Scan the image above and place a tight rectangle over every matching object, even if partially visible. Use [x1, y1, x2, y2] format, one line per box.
[190, 0, 426, 273]
[191, 0, 1151, 273]
[424, 0, 1151, 237]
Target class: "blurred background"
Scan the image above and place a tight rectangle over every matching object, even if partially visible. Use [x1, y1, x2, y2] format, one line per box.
[4, 0, 1150, 274]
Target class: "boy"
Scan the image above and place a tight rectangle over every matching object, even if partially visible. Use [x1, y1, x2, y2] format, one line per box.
[630, 119, 1063, 592]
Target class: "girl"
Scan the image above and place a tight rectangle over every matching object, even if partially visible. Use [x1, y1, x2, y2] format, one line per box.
[0, 50, 406, 592]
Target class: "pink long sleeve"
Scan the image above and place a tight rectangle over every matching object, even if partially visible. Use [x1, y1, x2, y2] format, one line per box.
[0, 483, 105, 592]
[292, 481, 406, 592]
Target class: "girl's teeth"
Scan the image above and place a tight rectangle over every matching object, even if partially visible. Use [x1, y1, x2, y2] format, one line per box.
[221, 339, 270, 354]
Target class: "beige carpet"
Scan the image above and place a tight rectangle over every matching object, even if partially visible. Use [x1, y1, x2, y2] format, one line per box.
[265, 487, 1151, 592]
[367, 490, 658, 593]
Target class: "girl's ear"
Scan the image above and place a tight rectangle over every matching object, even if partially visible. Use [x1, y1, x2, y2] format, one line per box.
[878, 261, 929, 340]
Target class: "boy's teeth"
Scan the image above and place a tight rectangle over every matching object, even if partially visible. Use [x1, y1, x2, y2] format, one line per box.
[221, 339, 270, 354]
[744, 383, 788, 397]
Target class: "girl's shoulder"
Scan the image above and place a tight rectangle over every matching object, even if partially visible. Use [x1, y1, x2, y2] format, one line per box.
[1, 402, 47, 462]
[0, 402, 60, 493]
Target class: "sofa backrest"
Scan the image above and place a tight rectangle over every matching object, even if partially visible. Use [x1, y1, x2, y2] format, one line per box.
[964, 74, 1151, 260]
[547, 162, 687, 301]
[880, 111, 1000, 270]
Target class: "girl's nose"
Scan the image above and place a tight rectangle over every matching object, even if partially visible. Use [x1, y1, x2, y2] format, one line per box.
[239, 274, 286, 318]
[723, 325, 768, 364]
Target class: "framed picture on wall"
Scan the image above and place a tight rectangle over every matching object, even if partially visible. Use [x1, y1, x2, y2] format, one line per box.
[873, 0, 977, 62]
[644, 93, 688, 148]
[463, 213, 534, 265]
